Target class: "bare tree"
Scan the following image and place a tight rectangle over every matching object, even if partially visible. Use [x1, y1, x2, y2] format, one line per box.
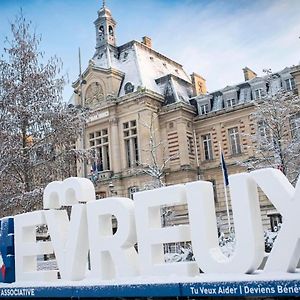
[242, 72, 300, 184]
[0, 12, 88, 216]
[137, 112, 177, 189]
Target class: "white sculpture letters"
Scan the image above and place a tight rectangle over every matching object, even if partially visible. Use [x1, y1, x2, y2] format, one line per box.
[186, 173, 264, 274]
[87, 197, 139, 280]
[134, 185, 198, 276]
[11, 168, 300, 283]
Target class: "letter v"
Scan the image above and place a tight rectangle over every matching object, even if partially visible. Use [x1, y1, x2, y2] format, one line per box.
[251, 168, 300, 272]
[44, 205, 89, 280]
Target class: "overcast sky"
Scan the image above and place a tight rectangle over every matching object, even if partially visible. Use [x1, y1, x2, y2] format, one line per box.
[0, 0, 300, 101]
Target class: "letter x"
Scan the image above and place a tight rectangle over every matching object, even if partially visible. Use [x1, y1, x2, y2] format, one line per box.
[251, 168, 300, 272]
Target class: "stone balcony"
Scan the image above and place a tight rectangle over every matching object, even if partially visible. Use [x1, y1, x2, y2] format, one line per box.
[88, 170, 113, 183]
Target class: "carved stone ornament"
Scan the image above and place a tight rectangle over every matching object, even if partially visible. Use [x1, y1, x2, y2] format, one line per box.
[85, 82, 104, 107]
[106, 94, 117, 102]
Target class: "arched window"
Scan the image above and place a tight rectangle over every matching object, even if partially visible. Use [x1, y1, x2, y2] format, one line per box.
[99, 25, 104, 36]
[109, 25, 114, 36]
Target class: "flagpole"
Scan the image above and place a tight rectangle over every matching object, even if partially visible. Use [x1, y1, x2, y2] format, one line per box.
[219, 142, 231, 232]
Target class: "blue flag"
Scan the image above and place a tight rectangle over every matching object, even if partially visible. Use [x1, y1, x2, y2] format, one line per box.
[221, 152, 229, 186]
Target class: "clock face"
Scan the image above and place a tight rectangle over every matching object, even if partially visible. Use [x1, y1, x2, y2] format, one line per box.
[85, 82, 104, 107]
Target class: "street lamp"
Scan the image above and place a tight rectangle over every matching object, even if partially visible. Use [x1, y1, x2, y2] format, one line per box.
[108, 181, 116, 196]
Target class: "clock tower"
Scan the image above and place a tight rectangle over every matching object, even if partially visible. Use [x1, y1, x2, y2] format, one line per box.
[94, 1, 117, 49]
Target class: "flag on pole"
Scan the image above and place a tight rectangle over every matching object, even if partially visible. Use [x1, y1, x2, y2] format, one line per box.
[219, 143, 231, 232]
[221, 152, 229, 186]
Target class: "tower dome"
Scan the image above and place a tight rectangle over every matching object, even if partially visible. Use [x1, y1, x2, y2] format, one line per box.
[94, 1, 117, 49]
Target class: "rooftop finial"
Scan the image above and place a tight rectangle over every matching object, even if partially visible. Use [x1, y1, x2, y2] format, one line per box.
[102, 0, 106, 8]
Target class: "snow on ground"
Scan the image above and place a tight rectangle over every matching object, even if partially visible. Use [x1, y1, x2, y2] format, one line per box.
[37, 258, 58, 271]
[2, 263, 300, 288]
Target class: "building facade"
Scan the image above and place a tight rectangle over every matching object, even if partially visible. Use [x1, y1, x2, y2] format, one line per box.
[72, 3, 300, 231]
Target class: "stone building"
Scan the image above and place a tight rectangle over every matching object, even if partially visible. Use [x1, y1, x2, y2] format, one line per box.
[72, 3, 300, 231]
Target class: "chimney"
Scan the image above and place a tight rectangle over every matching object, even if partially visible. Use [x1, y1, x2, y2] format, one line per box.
[142, 36, 152, 48]
[243, 67, 257, 81]
[191, 72, 207, 96]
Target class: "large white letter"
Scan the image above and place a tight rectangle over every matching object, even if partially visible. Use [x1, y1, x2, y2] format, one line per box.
[134, 185, 199, 277]
[43, 177, 94, 280]
[87, 197, 139, 280]
[186, 174, 264, 273]
[44, 205, 88, 281]
[251, 168, 300, 272]
[14, 211, 56, 281]
[43, 177, 95, 209]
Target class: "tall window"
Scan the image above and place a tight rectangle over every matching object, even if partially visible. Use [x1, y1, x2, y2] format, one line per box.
[258, 121, 271, 143]
[290, 113, 300, 139]
[202, 134, 213, 160]
[123, 120, 139, 167]
[285, 78, 295, 91]
[89, 129, 110, 171]
[228, 127, 241, 155]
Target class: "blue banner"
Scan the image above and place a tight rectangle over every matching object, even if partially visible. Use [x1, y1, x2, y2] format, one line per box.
[0, 218, 15, 284]
[1, 280, 300, 298]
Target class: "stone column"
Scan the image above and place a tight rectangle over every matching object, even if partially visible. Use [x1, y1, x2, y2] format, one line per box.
[109, 117, 121, 174]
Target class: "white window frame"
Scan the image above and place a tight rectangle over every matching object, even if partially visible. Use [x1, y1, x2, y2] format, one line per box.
[228, 127, 242, 155]
[128, 186, 139, 200]
[202, 134, 213, 160]
[123, 120, 139, 168]
[200, 103, 209, 115]
[255, 88, 263, 100]
[89, 128, 110, 171]
[285, 78, 295, 91]
[290, 113, 300, 139]
[258, 121, 271, 143]
[226, 98, 237, 107]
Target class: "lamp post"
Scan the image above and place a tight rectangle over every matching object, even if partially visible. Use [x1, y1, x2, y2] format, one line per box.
[108, 181, 116, 196]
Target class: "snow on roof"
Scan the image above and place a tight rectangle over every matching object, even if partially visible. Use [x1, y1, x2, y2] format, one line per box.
[92, 40, 192, 100]
[205, 66, 297, 96]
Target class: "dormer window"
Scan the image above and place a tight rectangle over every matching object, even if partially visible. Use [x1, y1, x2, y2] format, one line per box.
[200, 103, 209, 114]
[239, 88, 251, 102]
[226, 98, 237, 107]
[255, 88, 263, 100]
